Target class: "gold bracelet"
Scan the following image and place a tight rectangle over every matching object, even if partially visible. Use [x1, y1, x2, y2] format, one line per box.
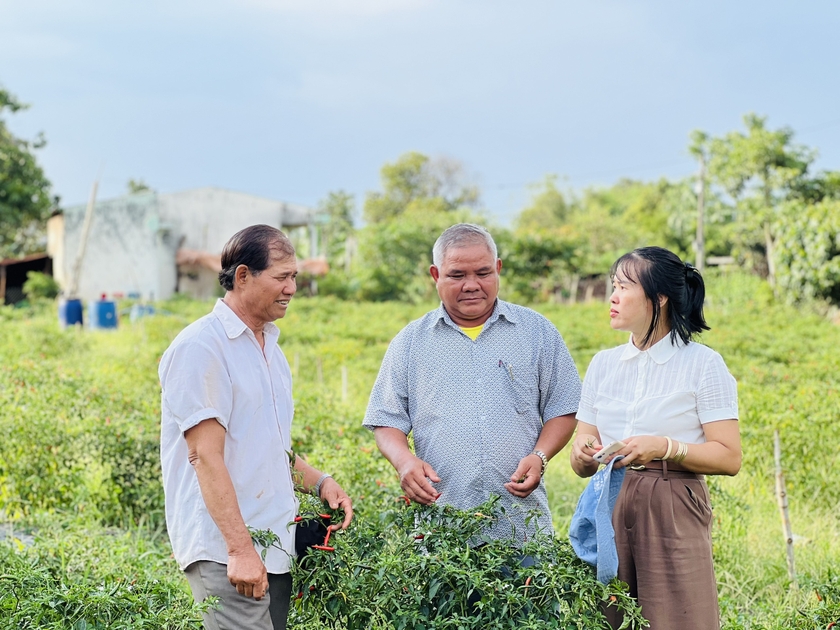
[662, 436, 674, 461]
[673, 441, 688, 463]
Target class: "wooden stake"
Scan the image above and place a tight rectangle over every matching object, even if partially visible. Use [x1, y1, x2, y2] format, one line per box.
[774, 430, 797, 587]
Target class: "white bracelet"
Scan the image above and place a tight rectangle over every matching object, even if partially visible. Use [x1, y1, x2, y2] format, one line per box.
[314, 473, 332, 498]
[662, 436, 674, 461]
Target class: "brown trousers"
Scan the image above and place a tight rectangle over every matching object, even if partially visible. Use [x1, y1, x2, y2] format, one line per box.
[604, 466, 720, 630]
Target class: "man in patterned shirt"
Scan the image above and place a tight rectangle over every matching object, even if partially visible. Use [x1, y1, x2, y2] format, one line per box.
[363, 223, 581, 541]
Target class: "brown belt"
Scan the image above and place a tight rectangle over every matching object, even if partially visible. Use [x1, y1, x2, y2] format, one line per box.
[628, 459, 702, 480]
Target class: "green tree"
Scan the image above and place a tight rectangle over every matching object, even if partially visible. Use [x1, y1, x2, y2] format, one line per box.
[774, 198, 840, 305]
[705, 113, 816, 284]
[515, 175, 570, 232]
[363, 152, 479, 224]
[318, 190, 356, 267]
[314, 191, 357, 299]
[356, 205, 479, 302]
[355, 152, 484, 301]
[0, 86, 56, 258]
[127, 179, 153, 194]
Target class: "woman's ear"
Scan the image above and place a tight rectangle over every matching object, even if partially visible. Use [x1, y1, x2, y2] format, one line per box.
[658, 294, 668, 308]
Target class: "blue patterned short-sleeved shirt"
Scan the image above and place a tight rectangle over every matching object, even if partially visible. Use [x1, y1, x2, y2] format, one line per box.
[363, 299, 582, 541]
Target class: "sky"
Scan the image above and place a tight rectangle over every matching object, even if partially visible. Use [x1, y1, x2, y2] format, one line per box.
[2, 0, 839, 226]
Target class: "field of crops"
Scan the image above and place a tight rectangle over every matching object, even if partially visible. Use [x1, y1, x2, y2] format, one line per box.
[2, 270, 840, 628]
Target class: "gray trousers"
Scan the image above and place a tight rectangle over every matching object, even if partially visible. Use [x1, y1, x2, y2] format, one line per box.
[605, 468, 720, 630]
[185, 561, 292, 630]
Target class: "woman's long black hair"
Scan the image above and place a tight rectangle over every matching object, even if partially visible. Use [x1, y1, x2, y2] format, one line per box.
[610, 246, 710, 347]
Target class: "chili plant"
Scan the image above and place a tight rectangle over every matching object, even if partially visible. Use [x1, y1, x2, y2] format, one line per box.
[289, 496, 646, 629]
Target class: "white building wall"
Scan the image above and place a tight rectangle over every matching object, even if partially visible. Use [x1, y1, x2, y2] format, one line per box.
[61, 193, 169, 301]
[55, 187, 315, 302]
[158, 187, 312, 253]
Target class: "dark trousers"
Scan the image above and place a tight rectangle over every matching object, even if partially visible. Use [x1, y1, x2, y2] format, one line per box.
[604, 467, 720, 630]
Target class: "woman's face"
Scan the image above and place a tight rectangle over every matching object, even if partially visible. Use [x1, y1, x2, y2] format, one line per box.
[609, 265, 654, 341]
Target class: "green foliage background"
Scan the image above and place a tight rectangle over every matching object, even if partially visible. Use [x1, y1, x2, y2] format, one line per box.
[1, 272, 840, 627]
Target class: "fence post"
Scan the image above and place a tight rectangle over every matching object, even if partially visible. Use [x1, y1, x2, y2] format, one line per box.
[774, 429, 797, 587]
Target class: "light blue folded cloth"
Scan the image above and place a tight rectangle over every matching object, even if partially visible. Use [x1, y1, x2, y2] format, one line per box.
[569, 457, 626, 584]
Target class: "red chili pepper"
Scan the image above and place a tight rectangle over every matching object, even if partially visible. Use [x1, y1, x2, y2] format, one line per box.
[294, 516, 304, 523]
[524, 577, 532, 587]
[398, 495, 411, 505]
[414, 534, 425, 540]
[319, 514, 331, 520]
[296, 591, 303, 599]
[312, 527, 335, 552]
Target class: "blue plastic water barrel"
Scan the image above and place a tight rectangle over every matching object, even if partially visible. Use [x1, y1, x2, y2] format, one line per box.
[89, 300, 118, 329]
[58, 298, 84, 328]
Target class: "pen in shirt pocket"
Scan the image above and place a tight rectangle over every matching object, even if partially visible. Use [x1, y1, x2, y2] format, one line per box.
[498, 359, 514, 381]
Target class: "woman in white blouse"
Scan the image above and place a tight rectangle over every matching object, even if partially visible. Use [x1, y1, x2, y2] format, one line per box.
[571, 246, 741, 630]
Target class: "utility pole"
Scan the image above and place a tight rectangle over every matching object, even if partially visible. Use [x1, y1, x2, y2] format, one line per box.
[694, 155, 706, 272]
[68, 177, 100, 298]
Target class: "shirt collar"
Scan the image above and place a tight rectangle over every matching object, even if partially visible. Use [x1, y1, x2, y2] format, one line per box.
[427, 299, 518, 330]
[619, 332, 685, 364]
[213, 299, 281, 345]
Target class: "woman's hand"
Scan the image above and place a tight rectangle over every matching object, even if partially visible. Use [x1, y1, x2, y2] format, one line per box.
[611, 435, 668, 469]
[570, 423, 602, 478]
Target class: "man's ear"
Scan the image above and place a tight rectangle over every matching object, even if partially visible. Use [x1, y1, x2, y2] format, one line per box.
[430, 265, 440, 282]
[234, 264, 249, 287]
[496, 258, 502, 274]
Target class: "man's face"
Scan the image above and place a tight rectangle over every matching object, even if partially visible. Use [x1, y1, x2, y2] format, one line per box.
[430, 242, 501, 327]
[241, 254, 298, 324]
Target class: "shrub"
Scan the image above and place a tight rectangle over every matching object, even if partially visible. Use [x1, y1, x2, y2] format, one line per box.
[22, 270, 60, 300]
[287, 496, 646, 629]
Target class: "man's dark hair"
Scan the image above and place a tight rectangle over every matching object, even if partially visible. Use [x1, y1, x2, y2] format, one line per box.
[218, 224, 295, 291]
[610, 246, 710, 347]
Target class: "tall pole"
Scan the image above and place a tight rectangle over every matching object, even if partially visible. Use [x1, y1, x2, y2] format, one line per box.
[695, 155, 706, 272]
[774, 430, 797, 587]
[68, 177, 99, 298]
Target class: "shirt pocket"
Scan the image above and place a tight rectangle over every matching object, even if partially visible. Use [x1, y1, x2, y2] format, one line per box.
[507, 364, 538, 415]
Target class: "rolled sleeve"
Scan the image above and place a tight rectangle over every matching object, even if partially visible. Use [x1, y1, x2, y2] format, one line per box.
[160, 340, 233, 433]
[697, 352, 739, 424]
[362, 330, 413, 435]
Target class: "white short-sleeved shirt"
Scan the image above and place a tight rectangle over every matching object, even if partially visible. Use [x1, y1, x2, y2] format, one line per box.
[159, 299, 297, 574]
[576, 334, 738, 446]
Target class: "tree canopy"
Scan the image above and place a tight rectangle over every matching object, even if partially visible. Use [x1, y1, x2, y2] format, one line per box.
[0, 87, 56, 259]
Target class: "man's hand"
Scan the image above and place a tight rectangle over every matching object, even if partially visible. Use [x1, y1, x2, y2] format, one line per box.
[319, 477, 354, 529]
[227, 546, 269, 600]
[397, 455, 441, 505]
[504, 453, 543, 498]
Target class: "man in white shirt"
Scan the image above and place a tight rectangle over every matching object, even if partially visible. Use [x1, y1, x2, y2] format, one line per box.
[160, 224, 353, 630]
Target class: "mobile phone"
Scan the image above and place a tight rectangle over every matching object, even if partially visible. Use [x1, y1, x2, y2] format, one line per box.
[593, 440, 625, 464]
